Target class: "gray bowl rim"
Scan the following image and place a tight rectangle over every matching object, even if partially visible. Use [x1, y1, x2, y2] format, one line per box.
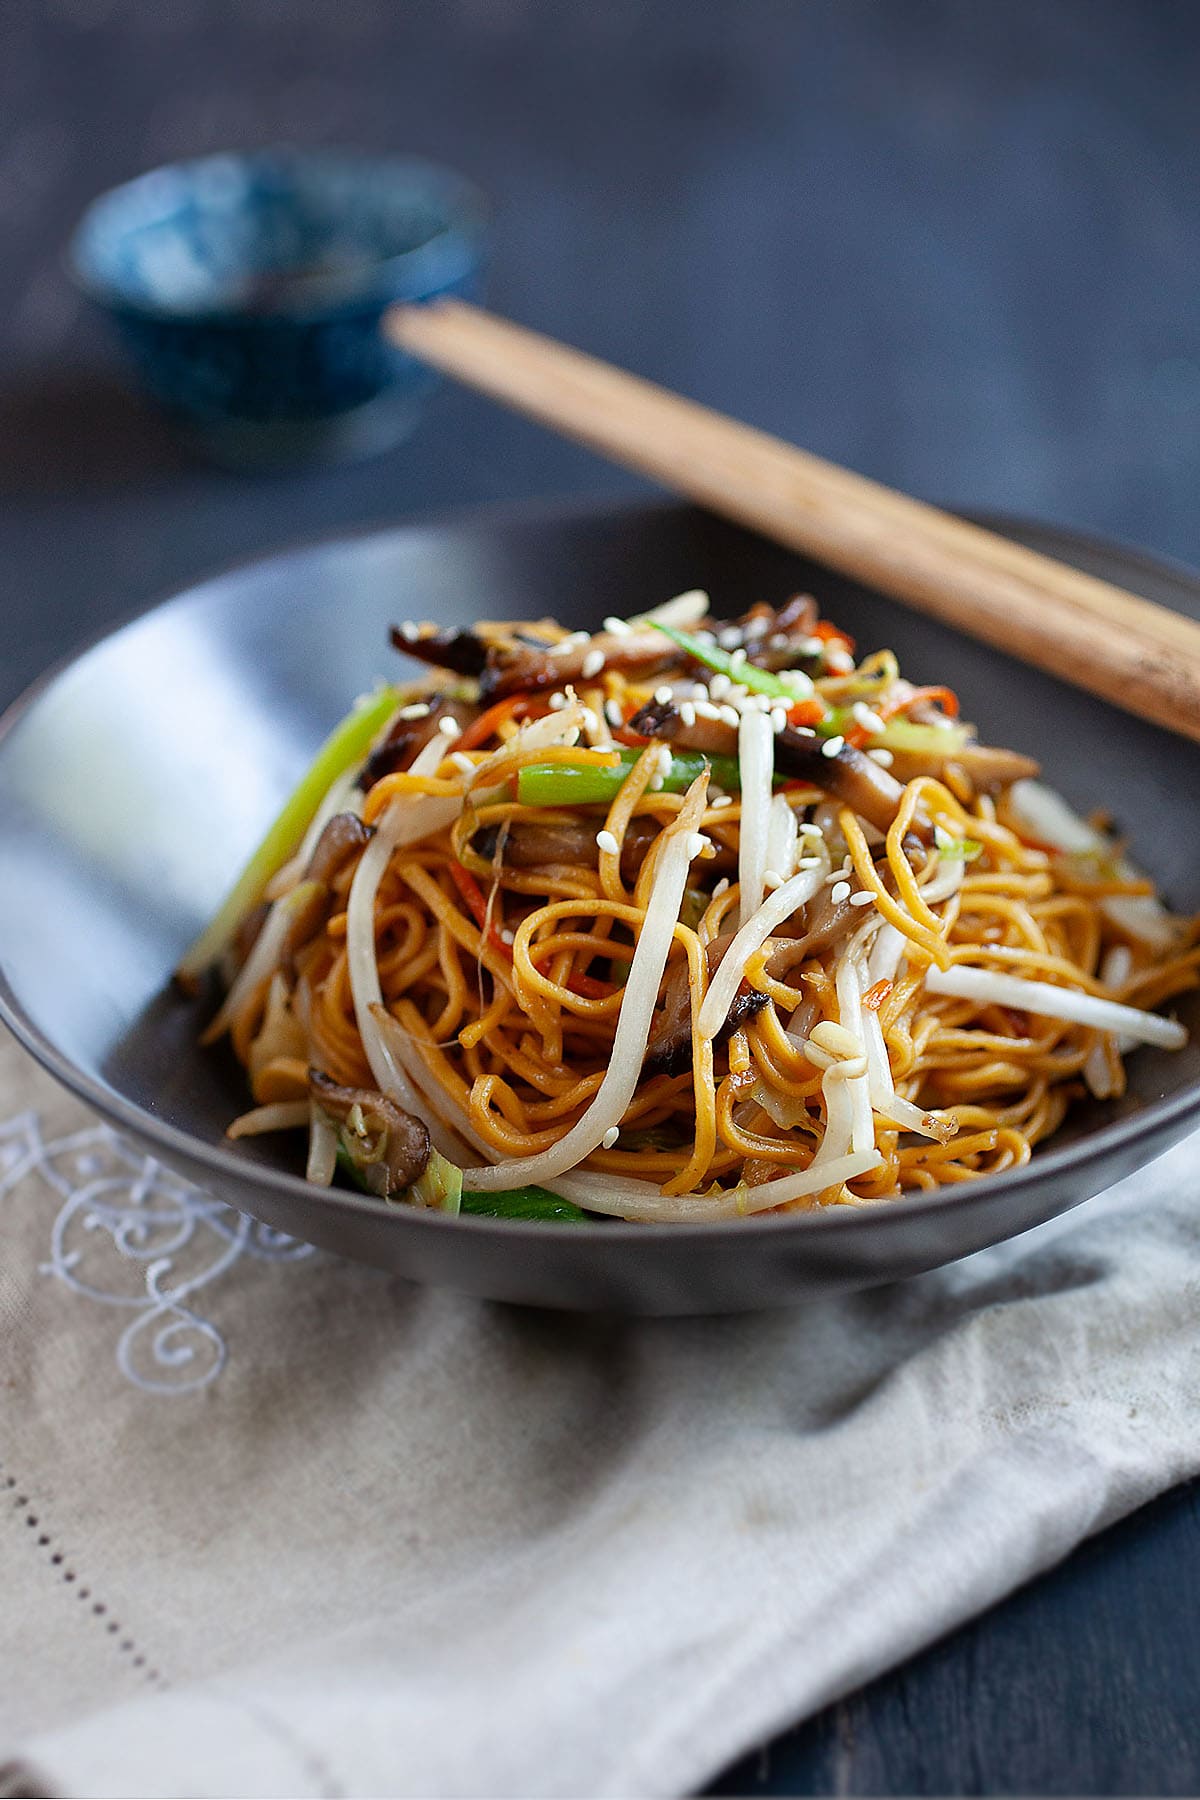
[1, 493, 1197, 1245]
[66, 145, 490, 323]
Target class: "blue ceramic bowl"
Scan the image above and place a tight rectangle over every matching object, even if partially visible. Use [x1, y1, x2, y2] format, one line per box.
[69, 149, 488, 468]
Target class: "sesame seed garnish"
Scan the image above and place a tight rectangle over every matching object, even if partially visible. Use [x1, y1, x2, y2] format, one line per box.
[604, 699, 624, 728]
[581, 648, 606, 681]
[398, 702, 430, 720]
[596, 829, 620, 856]
[718, 627, 742, 650]
[691, 683, 709, 702]
[729, 646, 748, 669]
[867, 747, 894, 767]
[398, 621, 420, 641]
[849, 890, 875, 907]
[798, 822, 824, 839]
[696, 699, 722, 721]
[712, 877, 730, 897]
[763, 868, 784, 890]
[603, 615, 632, 636]
[821, 735, 845, 758]
[711, 795, 735, 809]
[601, 1126, 620, 1150]
[768, 633, 788, 651]
[709, 673, 731, 700]
[852, 702, 885, 735]
[827, 648, 855, 673]
[654, 685, 674, 705]
[449, 751, 475, 773]
[831, 880, 852, 903]
[793, 725, 817, 739]
[770, 712, 788, 734]
[437, 716, 461, 739]
[680, 702, 697, 727]
[500, 928, 515, 946]
[547, 691, 568, 711]
[719, 705, 741, 729]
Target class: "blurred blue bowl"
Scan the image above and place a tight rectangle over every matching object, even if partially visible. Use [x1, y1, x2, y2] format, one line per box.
[69, 149, 488, 469]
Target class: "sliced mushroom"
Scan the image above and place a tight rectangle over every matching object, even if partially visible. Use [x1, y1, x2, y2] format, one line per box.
[303, 812, 374, 886]
[362, 695, 475, 788]
[389, 623, 489, 677]
[308, 1069, 430, 1197]
[642, 985, 769, 1080]
[887, 741, 1040, 794]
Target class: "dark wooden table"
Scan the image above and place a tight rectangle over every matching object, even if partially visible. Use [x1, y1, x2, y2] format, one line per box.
[2, 3, 1198, 1791]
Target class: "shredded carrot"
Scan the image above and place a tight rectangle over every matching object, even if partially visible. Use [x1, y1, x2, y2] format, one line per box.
[447, 861, 510, 958]
[862, 979, 892, 1013]
[455, 695, 545, 753]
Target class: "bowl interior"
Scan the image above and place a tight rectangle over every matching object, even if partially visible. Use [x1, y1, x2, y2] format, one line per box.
[1, 502, 1198, 1306]
[70, 150, 487, 317]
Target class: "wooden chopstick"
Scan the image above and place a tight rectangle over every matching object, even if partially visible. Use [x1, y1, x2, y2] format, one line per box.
[386, 299, 1200, 744]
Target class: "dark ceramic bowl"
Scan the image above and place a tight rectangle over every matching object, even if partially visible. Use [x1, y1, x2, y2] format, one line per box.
[1, 500, 1197, 1312]
[68, 149, 487, 468]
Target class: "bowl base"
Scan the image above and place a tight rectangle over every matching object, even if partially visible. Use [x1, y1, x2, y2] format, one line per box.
[177, 389, 424, 471]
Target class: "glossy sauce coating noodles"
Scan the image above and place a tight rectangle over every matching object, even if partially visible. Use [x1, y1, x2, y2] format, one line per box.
[185, 592, 1197, 1222]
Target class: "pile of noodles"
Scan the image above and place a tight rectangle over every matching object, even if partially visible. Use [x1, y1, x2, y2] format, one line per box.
[188, 592, 1198, 1222]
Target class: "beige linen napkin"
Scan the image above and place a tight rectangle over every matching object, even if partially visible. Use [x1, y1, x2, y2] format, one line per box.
[1, 1026, 1198, 1800]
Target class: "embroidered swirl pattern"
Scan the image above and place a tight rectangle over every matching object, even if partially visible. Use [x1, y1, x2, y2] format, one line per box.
[0, 1111, 313, 1394]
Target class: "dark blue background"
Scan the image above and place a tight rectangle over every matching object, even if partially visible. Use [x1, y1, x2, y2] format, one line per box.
[1, 2, 1198, 1791]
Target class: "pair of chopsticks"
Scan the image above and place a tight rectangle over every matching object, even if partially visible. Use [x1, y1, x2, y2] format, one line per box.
[387, 300, 1200, 745]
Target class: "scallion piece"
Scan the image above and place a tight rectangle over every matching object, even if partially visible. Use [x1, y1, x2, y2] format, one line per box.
[517, 747, 740, 808]
[461, 1185, 587, 1222]
[650, 622, 813, 702]
[176, 685, 403, 984]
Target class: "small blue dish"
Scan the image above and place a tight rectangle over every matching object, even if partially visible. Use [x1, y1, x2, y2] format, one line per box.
[69, 149, 488, 469]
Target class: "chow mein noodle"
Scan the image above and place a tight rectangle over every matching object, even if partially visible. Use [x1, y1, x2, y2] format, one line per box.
[178, 589, 1196, 1222]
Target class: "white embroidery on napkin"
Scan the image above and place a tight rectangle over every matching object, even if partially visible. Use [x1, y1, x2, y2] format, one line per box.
[0, 1111, 314, 1395]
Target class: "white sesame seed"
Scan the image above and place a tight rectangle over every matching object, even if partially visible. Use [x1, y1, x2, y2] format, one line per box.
[867, 747, 894, 767]
[779, 669, 815, 698]
[398, 621, 420, 641]
[658, 744, 674, 773]
[649, 773, 665, 791]
[798, 822, 824, 839]
[711, 795, 735, 809]
[797, 855, 823, 869]
[695, 700, 722, 721]
[601, 1126, 620, 1150]
[770, 712, 788, 734]
[821, 735, 845, 758]
[450, 751, 475, 773]
[581, 648, 606, 681]
[500, 928, 515, 946]
[691, 683, 709, 702]
[849, 890, 875, 907]
[680, 702, 697, 727]
[581, 708, 601, 736]
[718, 627, 742, 650]
[852, 702, 886, 734]
[694, 629, 716, 646]
[719, 705, 741, 729]
[604, 699, 624, 728]
[398, 702, 430, 720]
[654, 685, 674, 705]
[763, 868, 783, 890]
[596, 829, 620, 856]
[768, 633, 788, 651]
[752, 692, 772, 712]
[827, 648, 855, 673]
[712, 877, 730, 897]
[729, 646, 748, 669]
[603, 615, 632, 636]
[793, 725, 817, 739]
[709, 673, 731, 700]
[831, 881, 852, 903]
[726, 683, 749, 704]
[438, 716, 461, 739]
[547, 690, 568, 710]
